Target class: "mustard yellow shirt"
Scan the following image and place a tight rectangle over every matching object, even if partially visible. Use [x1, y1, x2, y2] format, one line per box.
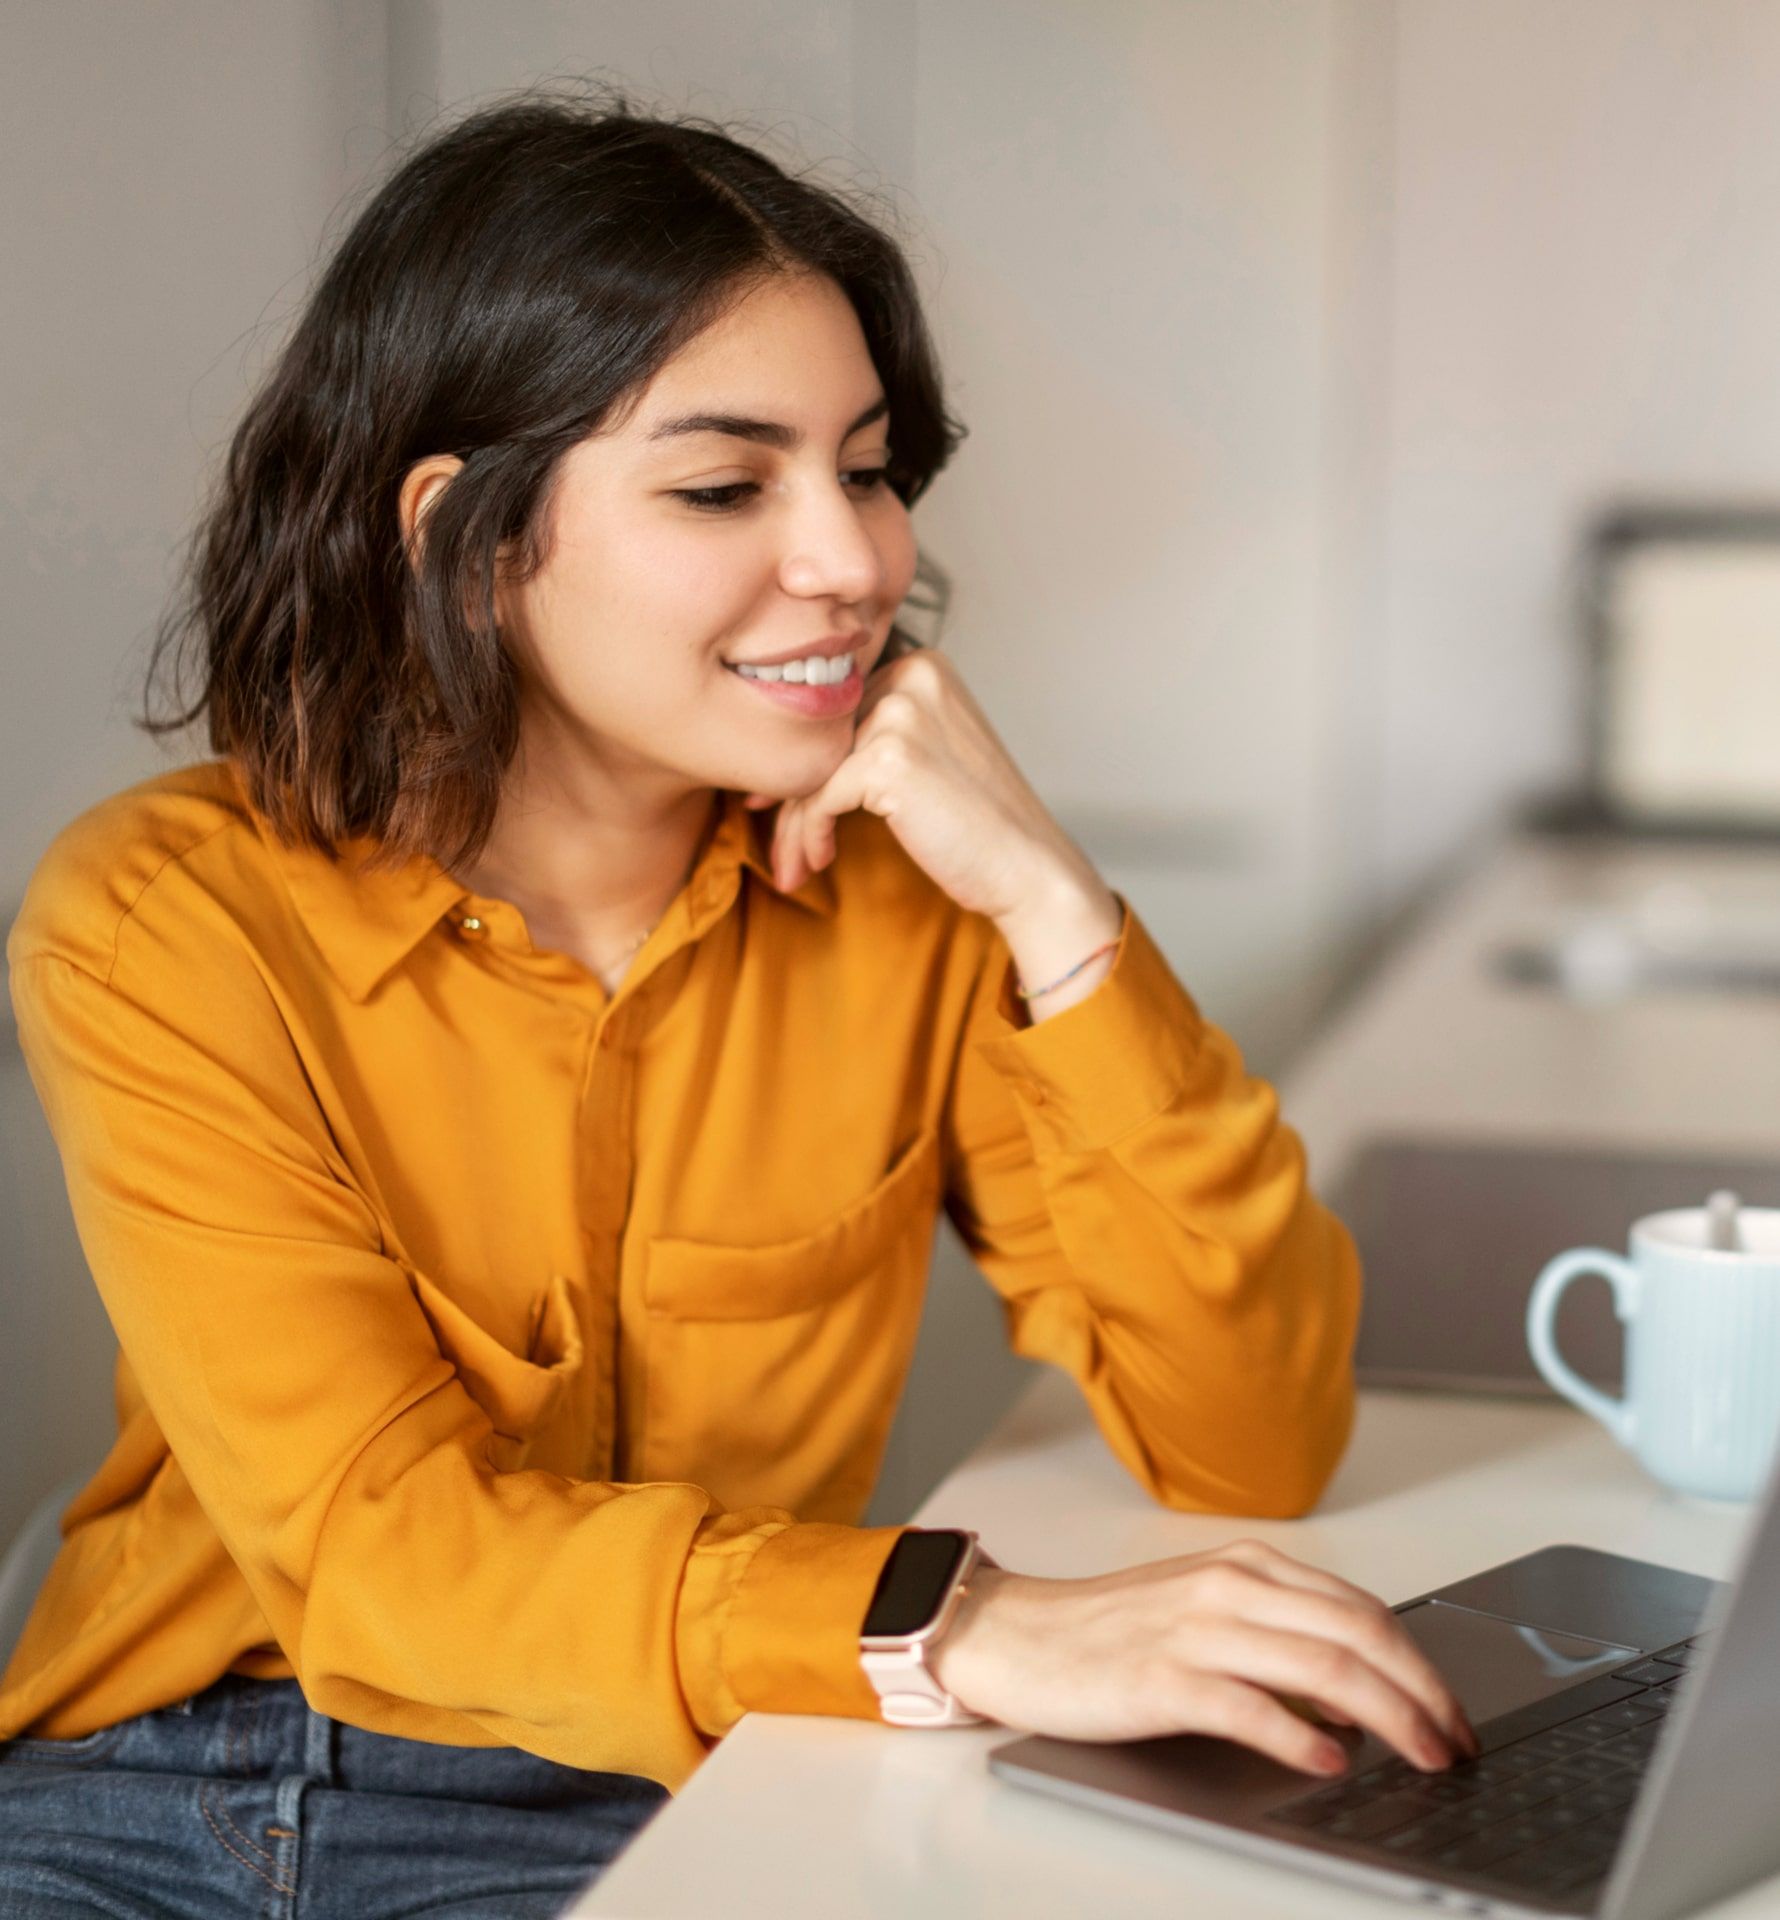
[1, 756, 1360, 1791]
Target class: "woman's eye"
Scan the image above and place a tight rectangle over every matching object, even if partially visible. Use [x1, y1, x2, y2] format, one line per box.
[672, 481, 758, 512]
[670, 467, 891, 514]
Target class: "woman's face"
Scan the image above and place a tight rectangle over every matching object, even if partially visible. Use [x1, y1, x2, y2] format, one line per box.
[493, 270, 919, 803]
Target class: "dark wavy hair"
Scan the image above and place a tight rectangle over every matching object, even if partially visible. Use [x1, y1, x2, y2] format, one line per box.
[138, 82, 966, 876]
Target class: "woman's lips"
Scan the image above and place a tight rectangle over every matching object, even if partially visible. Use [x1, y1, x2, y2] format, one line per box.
[723, 659, 864, 717]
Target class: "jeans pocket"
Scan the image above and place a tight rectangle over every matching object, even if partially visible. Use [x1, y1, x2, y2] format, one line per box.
[0, 1720, 129, 1766]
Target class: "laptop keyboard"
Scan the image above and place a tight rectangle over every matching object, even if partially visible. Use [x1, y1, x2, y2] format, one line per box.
[1265, 1633, 1710, 1904]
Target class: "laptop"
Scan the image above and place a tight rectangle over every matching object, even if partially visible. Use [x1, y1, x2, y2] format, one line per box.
[988, 1435, 1780, 1918]
[1337, 1135, 1780, 1396]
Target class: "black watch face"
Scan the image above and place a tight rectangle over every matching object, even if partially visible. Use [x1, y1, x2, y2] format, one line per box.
[862, 1531, 970, 1638]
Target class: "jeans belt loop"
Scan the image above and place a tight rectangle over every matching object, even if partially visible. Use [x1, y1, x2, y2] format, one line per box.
[303, 1700, 335, 1781]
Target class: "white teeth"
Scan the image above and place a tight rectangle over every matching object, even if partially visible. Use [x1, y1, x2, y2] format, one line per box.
[733, 651, 854, 685]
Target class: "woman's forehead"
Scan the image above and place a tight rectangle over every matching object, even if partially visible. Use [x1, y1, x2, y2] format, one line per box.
[618, 275, 881, 443]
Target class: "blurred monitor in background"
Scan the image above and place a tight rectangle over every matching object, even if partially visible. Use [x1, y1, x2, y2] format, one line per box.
[1529, 504, 1780, 842]
[1601, 513, 1780, 829]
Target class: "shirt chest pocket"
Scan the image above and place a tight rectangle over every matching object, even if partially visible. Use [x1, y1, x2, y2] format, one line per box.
[408, 1266, 595, 1476]
[638, 1127, 944, 1524]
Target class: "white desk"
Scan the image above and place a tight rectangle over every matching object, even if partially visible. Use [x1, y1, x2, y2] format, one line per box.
[573, 829, 1780, 1918]
[574, 1373, 1766, 1919]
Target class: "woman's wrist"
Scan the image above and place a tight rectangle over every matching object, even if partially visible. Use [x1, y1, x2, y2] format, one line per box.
[927, 1563, 1016, 1710]
[994, 863, 1124, 1026]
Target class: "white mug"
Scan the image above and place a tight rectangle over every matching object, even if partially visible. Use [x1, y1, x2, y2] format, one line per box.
[1527, 1204, 1780, 1503]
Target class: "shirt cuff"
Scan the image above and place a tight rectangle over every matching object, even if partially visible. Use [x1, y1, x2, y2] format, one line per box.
[689, 1519, 910, 1730]
[971, 892, 1207, 1155]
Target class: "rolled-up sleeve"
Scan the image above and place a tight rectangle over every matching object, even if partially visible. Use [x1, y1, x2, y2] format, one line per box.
[939, 894, 1362, 1519]
[8, 948, 904, 1791]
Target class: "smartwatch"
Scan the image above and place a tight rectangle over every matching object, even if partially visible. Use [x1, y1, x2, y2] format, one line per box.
[859, 1527, 1000, 1727]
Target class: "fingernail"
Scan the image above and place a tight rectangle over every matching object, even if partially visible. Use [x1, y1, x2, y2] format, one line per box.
[1315, 1742, 1348, 1774]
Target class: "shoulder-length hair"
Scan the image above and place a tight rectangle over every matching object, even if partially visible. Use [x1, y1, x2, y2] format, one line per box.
[139, 83, 966, 875]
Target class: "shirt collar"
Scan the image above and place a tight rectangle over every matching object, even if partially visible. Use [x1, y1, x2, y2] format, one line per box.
[238, 767, 836, 1004]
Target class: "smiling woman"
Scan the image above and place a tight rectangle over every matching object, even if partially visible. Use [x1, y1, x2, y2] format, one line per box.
[1, 76, 1386, 1920]
[138, 86, 963, 927]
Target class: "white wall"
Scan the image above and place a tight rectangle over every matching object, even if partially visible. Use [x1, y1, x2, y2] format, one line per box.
[909, 2, 1353, 1052]
[1364, 0, 1780, 909]
[0, 0, 389, 914]
[0, 0, 388, 1547]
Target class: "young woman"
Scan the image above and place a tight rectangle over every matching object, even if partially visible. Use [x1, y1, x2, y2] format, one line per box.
[0, 87, 1475, 1917]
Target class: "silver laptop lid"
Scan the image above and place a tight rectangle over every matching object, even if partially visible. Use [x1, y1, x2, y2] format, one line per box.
[1600, 1432, 1780, 1920]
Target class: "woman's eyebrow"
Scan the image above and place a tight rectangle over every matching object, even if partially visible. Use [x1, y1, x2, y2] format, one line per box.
[645, 394, 888, 449]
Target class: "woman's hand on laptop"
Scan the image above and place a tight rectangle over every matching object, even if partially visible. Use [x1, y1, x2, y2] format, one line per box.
[927, 1538, 1481, 1777]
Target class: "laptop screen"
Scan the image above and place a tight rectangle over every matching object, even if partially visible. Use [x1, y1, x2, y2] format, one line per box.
[1335, 1135, 1780, 1395]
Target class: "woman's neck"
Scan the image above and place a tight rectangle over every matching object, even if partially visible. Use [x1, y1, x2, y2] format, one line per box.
[450, 751, 721, 971]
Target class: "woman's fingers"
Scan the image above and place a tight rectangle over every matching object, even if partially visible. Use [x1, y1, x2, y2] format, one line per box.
[1206, 1573, 1477, 1757]
[1171, 1672, 1350, 1777]
[1288, 1693, 1358, 1728]
[1201, 1543, 1477, 1750]
[772, 799, 812, 891]
[1186, 1615, 1463, 1771]
[800, 798, 833, 876]
[854, 650, 903, 707]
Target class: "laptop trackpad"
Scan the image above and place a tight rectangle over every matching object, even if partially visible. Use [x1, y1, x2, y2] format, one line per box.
[1395, 1598, 1638, 1723]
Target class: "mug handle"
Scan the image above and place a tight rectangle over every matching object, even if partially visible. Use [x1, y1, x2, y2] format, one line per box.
[1526, 1248, 1639, 1447]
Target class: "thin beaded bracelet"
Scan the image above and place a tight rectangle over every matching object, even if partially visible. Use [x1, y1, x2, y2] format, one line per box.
[1015, 938, 1120, 1001]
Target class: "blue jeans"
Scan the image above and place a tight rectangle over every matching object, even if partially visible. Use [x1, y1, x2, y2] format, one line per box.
[0, 1673, 670, 1917]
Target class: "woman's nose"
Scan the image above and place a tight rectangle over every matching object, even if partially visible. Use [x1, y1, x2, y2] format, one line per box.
[778, 481, 885, 604]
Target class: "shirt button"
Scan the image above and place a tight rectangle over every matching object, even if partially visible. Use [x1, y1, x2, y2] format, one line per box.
[1021, 1080, 1046, 1106]
[457, 915, 485, 936]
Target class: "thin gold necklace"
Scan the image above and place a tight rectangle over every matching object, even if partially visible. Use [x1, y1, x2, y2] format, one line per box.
[604, 806, 715, 966]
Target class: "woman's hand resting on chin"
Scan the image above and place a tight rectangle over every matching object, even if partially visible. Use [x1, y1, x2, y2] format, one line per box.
[740, 647, 1100, 925]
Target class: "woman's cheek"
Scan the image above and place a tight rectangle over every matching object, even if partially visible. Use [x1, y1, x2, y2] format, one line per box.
[675, 529, 777, 620]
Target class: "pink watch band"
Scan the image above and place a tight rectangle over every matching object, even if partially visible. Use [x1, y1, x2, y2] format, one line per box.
[860, 1535, 1001, 1728]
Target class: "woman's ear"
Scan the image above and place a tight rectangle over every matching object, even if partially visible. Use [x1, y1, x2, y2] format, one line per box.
[397, 454, 465, 567]
[397, 452, 515, 641]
